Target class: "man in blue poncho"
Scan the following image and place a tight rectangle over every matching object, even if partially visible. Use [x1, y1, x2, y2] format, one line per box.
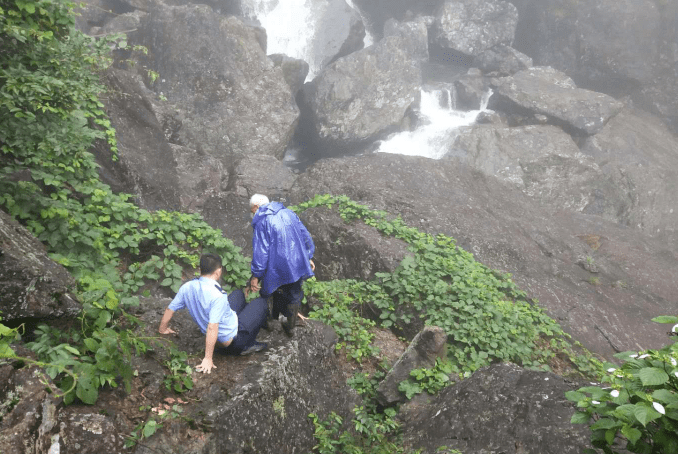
[246, 194, 315, 336]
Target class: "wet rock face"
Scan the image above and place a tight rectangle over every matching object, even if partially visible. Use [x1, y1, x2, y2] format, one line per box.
[131, 5, 299, 160]
[299, 207, 410, 282]
[581, 108, 678, 246]
[290, 153, 678, 359]
[376, 326, 447, 406]
[400, 363, 592, 453]
[299, 33, 421, 156]
[489, 66, 624, 135]
[96, 67, 183, 211]
[511, 0, 678, 133]
[432, 0, 519, 57]
[0, 210, 80, 322]
[449, 124, 627, 218]
[352, 0, 443, 39]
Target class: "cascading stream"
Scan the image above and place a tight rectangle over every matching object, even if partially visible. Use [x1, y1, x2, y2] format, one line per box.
[376, 88, 493, 159]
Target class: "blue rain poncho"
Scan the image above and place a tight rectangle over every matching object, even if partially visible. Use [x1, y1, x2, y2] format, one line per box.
[251, 202, 315, 296]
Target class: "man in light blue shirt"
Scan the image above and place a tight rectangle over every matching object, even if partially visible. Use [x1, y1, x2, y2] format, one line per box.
[158, 253, 268, 373]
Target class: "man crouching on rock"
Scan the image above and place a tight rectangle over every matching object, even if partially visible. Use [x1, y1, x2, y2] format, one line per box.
[158, 253, 269, 373]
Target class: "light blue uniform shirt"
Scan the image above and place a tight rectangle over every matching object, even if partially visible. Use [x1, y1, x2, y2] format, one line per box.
[168, 277, 238, 344]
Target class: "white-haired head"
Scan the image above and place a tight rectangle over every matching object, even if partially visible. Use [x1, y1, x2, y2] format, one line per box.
[249, 194, 269, 208]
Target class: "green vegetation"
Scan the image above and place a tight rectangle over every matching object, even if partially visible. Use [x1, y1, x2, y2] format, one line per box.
[0, 0, 250, 405]
[294, 194, 598, 376]
[567, 316, 678, 454]
[0, 1, 631, 453]
[398, 358, 455, 400]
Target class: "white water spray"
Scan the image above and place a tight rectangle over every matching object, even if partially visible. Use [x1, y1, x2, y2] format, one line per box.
[377, 88, 492, 160]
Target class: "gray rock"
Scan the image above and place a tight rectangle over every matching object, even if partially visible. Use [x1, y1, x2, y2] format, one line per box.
[299, 206, 411, 282]
[0, 210, 80, 322]
[299, 33, 421, 156]
[268, 54, 309, 98]
[401, 363, 592, 453]
[432, 0, 519, 56]
[511, 0, 678, 134]
[490, 67, 624, 135]
[233, 154, 297, 201]
[98, 10, 147, 35]
[581, 107, 678, 245]
[290, 153, 678, 359]
[475, 110, 507, 125]
[376, 326, 447, 406]
[0, 350, 62, 454]
[351, 0, 443, 39]
[96, 67, 183, 211]
[171, 144, 226, 212]
[210, 320, 360, 454]
[474, 44, 532, 76]
[131, 5, 299, 159]
[453, 73, 487, 110]
[383, 17, 429, 64]
[449, 124, 626, 215]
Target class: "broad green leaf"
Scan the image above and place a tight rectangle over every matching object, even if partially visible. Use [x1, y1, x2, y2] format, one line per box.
[638, 367, 669, 386]
[621, 424, 642, 445]
[591, 418, 622, 431]
[652, 389, 678, 405]
[605, 428, 617, 445]
[143, 420, 158, 438]
[571, 411, 590, 424]
[633, 403, 661, 427]
[76, 377, 98, 405]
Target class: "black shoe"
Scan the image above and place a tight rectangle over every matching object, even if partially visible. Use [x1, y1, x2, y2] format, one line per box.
[240, 342, 267, 356]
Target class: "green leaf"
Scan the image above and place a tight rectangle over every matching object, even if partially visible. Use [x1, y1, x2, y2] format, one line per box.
[591, 418, 621, 431]
[161, 278, 173, 286]
[651, 316, 678, 324]
[633, 403, 662, 427]
[76, 377, 99, 405]
[143, 420, 158, 438]
[571, 411, 590, 424]
[638, 367, 669, 386]
[621, 424, 642, 445]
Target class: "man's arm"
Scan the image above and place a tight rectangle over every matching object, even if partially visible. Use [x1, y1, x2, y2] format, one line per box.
[196, 323, 221, 374]
[158, 308, 176, 334]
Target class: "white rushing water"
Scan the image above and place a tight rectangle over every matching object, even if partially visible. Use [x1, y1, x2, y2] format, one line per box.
[376, 88, 492, 160]
[242, 0, 373, 80]
[242, 0, 318, 78]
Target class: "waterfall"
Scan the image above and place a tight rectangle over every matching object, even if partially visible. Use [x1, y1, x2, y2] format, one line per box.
[241, 0, 318, 78]
[376, 88, 493, 160]
[242, 0, 373, 80]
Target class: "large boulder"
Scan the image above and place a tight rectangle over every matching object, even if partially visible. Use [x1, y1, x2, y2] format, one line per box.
[96, 67, 183, 211]
[268, 54, 309, 99]
[474, 44, 533, 76]
[298, 33, 422, 156]
[129, 5, 299, 160]
[383, 17, 429, 64]
[0, 210, 80, 322]
[290, 153, 678, 359]
[376, 326, 447, 406]
[400, 363, 592, 453]
[581, 107, 678, 246]
[299, 206, 411, 282]
[489, 67, 624, 135]
[449, 124, 625, 217]
[511, 0, 678, 133]
[431, 0, 519, 57]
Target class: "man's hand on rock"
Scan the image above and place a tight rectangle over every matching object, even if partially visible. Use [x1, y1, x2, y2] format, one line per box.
[159, 327, 176, 335]
[196, 358, 216, 374]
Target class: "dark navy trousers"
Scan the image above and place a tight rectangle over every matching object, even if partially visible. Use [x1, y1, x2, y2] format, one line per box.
[223, 289, 268, 354]
[265, 279, 304, 319]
